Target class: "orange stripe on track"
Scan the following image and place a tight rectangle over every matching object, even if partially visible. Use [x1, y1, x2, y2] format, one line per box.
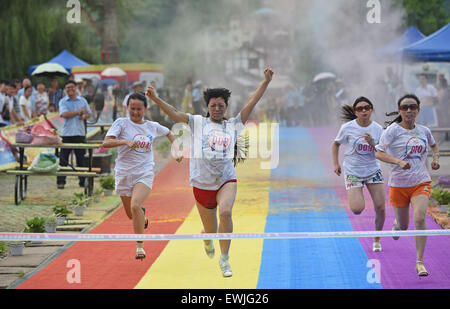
[17, 160, 194, 289]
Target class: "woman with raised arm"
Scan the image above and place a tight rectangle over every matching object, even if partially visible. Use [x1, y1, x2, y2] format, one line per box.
[146, 68, 274, 277]
[103, 93, 182, 261]
[375, 94, 440, 277]
[332, 97, 386, 252]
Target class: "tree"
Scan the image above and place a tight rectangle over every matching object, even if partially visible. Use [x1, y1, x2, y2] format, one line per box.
[393, 0, 450, 35]
[81, 0, 137, 64]
[0, 0, 96, 79]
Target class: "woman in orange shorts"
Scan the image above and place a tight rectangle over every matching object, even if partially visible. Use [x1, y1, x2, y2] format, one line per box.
[376, 94, 440, 277]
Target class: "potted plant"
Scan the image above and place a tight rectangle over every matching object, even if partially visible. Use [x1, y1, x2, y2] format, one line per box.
[53, 204, 72, 225]
[93, 188, 103, 203]
[72, 192, 90, 216]
[44, 215, 58, 233]
[430, 187, 450, 213]
[9, 242, 25, 256]
[23, 217, 46, 244]
[100, 175, 115, 196]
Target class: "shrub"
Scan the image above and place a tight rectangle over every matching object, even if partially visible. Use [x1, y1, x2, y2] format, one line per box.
[100, 175, 115, 190]
[23, 217, 46, 233]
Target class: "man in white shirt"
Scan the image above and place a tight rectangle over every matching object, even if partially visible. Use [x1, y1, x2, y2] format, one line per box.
[415, 74, 438, 127]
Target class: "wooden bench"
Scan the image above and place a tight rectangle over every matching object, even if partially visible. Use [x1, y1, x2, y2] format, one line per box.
[6, 169, 100, 206]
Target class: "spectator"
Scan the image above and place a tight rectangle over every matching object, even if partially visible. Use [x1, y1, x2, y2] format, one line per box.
[5, 82, 24, 125]
[57, 80, 93, 189]
[192, 80, 204, 115]
[181, 82, 194, 114]
[34, 82, 50, 117]
[437, 77, 450, 127]
[18, 78, 36, 116]
[415, 74, 438, 127]
[75, 77, 86, 97]
[19, 86, 35, 122]
[0, 80, 8, 127]
[47, 78, 64, 111]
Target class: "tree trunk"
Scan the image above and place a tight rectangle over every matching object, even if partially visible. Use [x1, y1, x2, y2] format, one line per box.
[101, 0, 120, 64]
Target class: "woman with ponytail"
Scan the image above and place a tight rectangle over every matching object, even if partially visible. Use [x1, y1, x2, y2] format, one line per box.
[332, 97, 386, 252]
[375, 94, 440, 277]
[146, 68, 273, 277]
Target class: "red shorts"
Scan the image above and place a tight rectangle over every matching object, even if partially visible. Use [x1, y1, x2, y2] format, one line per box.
[193, 180, 237, 209]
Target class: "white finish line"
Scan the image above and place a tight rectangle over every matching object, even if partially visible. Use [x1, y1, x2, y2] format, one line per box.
[1, 229, 450, 242]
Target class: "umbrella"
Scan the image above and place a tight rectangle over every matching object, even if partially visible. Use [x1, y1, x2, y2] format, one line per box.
[101, 67, 127, 78]
[101, 79, 119, 86]
[31, 63, 69, 77]
[313, 72, 337, 83]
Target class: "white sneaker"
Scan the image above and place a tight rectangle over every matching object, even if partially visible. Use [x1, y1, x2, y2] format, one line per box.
[204, 240, 215, 259]
[372, 241, 382, 252]
[219, 258, 233, 277]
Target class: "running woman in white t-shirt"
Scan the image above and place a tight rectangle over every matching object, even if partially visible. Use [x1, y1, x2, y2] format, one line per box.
[332, 97, 386, 252]
[103, 93, 182, 260]
[146, 68, 274, 277]
[376, 94, 440, 277]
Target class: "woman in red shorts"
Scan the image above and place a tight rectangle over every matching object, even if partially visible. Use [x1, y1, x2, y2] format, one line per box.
[147, 68, 273, 277]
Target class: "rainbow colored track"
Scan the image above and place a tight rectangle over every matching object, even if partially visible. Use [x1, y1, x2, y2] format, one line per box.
[16, 126, 450, 289]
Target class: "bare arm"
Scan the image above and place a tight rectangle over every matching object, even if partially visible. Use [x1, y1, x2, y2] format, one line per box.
[166, 131, 183, 163]
[102, 135, 137, 149]
[146, 87, 189, 123]
[376, 150, 410, 170]
[240, 68, 274, 123]
[332, 141, 342, 176]
[430, 144, 440, 170]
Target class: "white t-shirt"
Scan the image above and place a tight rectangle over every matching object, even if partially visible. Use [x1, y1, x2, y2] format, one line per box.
[106, 118, 170, 176]
[335, 120, 383, 178]
[415, 84, 438, 106]
[188, 113, 246, 190]
[0, 93, 5, 123]
[376, 122, 435, 187]
[19, 96, 33, 121]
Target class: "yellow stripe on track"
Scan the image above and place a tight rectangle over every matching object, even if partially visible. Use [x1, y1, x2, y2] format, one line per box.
[135, 126, 272, 289]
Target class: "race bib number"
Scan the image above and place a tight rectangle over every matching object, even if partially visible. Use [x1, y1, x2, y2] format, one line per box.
[354, 136, 375, 155]
[406, 137, 426, 159]
[133, 134, 152, 153]
[207, 129, 232, 153]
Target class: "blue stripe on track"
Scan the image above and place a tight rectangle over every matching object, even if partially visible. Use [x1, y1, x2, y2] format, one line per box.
[257, 127, 382, 289]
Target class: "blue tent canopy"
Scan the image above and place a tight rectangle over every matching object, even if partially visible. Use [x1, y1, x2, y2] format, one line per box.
[29, 50, 90, 76]
[375, 26, 425, 59]
[403, 23, 450, 62]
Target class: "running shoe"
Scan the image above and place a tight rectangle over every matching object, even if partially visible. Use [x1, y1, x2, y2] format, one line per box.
[136, 247, 146, 260]
[141, 207, 148, 229]
[372, 240, 382, 252]
[204, 240, 215, 259]
[392, 220, 400, 240]
[416, 261, 429, 277]
[219, 258, 233, 277]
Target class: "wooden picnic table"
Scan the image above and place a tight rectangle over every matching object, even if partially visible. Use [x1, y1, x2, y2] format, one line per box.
[9, 143, 103, 205]
[87, 123, 112, 134]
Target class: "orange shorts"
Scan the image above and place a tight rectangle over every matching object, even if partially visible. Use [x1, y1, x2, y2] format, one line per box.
[389, 182, 431, 208]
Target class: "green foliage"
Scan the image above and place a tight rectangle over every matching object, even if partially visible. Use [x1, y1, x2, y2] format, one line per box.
[393, 0, 450, 35]
[53, 205, 72, 217]
[100, 176, 115, 190]
[431, 187, 450, 205]
[0, 0, 97, 79]
[45, 214, 57, 224]
[72, 192, 91, 206]
[23, 217, 46, 233]
[0, 242, 5, 257]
